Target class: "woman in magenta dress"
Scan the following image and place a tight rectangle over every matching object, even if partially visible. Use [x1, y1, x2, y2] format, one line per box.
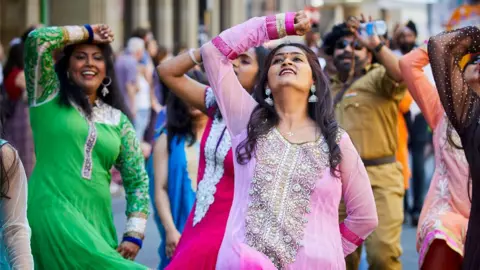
[156, 34, 269, 270]
[400, 46, 470, 269]
[186, 11, 378, 269]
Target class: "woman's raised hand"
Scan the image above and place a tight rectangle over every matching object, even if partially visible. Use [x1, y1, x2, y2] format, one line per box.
[91, 24, 114, 44]
[294, 11, 311, 36]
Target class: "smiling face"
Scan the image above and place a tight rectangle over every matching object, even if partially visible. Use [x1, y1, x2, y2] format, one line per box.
[68, 44, 106, 95]
[231, 47, 260, 93]
[267, 46, 313, 95]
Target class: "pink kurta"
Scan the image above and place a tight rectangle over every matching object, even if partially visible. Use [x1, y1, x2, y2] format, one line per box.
[167, 88, 235, 269]
[399, 48, 470, 267]
[201, 15, 378, 270]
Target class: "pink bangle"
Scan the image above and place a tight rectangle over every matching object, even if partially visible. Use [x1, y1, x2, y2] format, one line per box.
[285, 12, 296, 35]
[266, 15, 279, 40]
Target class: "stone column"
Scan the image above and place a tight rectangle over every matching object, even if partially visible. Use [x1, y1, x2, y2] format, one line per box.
[132, 0, 150, 29]
[50, 0, 90, 25]
[101, 0, 124, 51]
[25, 0, 40, 27]
[228, 0, 247, 27]
[181, 0, 198, 48]
[154, 0, 174, 50]
[208, 0, 221, 36]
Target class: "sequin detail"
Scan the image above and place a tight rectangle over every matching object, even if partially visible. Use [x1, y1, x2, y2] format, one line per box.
[193, 116, 231, 226]
[125, 213, 148, 239]
[428, 26, 480, 132]
[275, 13, 287, 39]
[74, 100, 122, 179]
[205, 87, 216, 109]
[81, 121, 97, 179]
[245, 128, 343, 269]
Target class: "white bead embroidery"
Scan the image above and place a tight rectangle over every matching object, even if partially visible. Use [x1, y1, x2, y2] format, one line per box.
[73, 100, 122, 179]
[126, 217, 148, 235]
[193, 116, 231, 226]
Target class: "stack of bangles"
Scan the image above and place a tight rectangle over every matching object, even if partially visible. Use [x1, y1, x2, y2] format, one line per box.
[266, 12, 297, 40]
[122, 214, 147, 248]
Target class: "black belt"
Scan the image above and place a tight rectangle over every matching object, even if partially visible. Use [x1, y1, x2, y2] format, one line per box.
[362, 156, 396, 167]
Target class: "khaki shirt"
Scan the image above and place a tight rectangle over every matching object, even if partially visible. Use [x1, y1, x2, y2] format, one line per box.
[331, 64, 406, 160]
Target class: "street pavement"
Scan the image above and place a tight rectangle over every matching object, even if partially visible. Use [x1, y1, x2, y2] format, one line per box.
[113, 154, 434, 269]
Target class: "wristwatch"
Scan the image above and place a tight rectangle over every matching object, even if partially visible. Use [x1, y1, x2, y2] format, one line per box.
[373, 42, 384, 53]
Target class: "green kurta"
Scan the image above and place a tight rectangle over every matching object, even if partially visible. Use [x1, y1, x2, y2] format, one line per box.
[24, 26, 150, 269]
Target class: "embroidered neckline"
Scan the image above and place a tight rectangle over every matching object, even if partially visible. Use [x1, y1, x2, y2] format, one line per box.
[193, 117, 231, 226]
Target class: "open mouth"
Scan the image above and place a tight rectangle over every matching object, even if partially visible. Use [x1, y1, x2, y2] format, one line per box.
[81, 70, 98, 80]
[279, 68, 296, 76]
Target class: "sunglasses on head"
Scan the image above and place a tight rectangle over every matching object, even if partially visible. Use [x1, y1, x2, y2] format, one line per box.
[335, 39, 364, 51]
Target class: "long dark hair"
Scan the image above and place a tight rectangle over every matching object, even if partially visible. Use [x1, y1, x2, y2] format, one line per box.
[165, 93, 197, 153]
[55, 43, 133, 121]
[0, 107, 13, 199]
[3, 43, 24, 80]
[236, 43, 342, 175]
[3, 27, 36, 79]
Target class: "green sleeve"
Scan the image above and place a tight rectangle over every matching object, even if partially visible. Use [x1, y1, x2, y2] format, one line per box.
[24, 26, 88, 106]
[115, 114, 150, 239]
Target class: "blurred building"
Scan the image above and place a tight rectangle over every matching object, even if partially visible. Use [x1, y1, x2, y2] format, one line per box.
[1, 0, 475, 52]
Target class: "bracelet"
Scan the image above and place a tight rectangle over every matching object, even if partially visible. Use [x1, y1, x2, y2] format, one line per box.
[122, 236, 143, 248]
[188, 48, 202, 65]
[84, 24, 94, 44]
[285, 12, 296, 35]
[373, 42, 384, 53]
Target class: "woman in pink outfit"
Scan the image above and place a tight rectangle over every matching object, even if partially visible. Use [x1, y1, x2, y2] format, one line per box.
[187, 11, 378, 269]
[399, 47, 469, 269]
[156, 28, 269, 270]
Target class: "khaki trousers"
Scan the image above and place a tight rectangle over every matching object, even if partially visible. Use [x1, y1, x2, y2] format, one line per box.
[339, 162, 405, 270]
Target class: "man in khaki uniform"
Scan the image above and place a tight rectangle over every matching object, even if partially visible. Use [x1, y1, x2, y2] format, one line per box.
[323, 20, 406, 270]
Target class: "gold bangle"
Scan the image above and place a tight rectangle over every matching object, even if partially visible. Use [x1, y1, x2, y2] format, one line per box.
[276, 13, 287, 38]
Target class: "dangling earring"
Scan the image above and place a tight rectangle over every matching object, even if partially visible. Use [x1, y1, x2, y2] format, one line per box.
[265, 87, 273, 106]
[308, 84, 318, 103]
[101, 76, 112, 97]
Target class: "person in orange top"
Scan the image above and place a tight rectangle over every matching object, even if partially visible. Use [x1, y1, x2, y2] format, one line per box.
[397, 93, 412, 190]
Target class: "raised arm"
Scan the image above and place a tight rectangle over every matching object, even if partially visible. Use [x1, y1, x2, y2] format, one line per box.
[338, 132, 378, 256]
[201, 12, 307, 135]
[24, 26, 89, 106]
[156, 49, 208, 114]
[428, 26, 480, 134]
[114, 115, 150, 246]
[1, 144, 33, 269]
[400, 48, 443, 129]
[348, 17, 403, 83]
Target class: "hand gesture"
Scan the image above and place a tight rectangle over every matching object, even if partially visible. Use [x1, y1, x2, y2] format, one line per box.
[91, 24, 114, 44]
[346, 15, 381, 51]
[117, 240, 141, 260]
[294, 11, 311, 36]
[165, 229, 182, 258]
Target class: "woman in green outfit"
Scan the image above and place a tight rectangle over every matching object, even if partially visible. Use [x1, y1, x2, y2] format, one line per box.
[24, 24, 150, 269]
